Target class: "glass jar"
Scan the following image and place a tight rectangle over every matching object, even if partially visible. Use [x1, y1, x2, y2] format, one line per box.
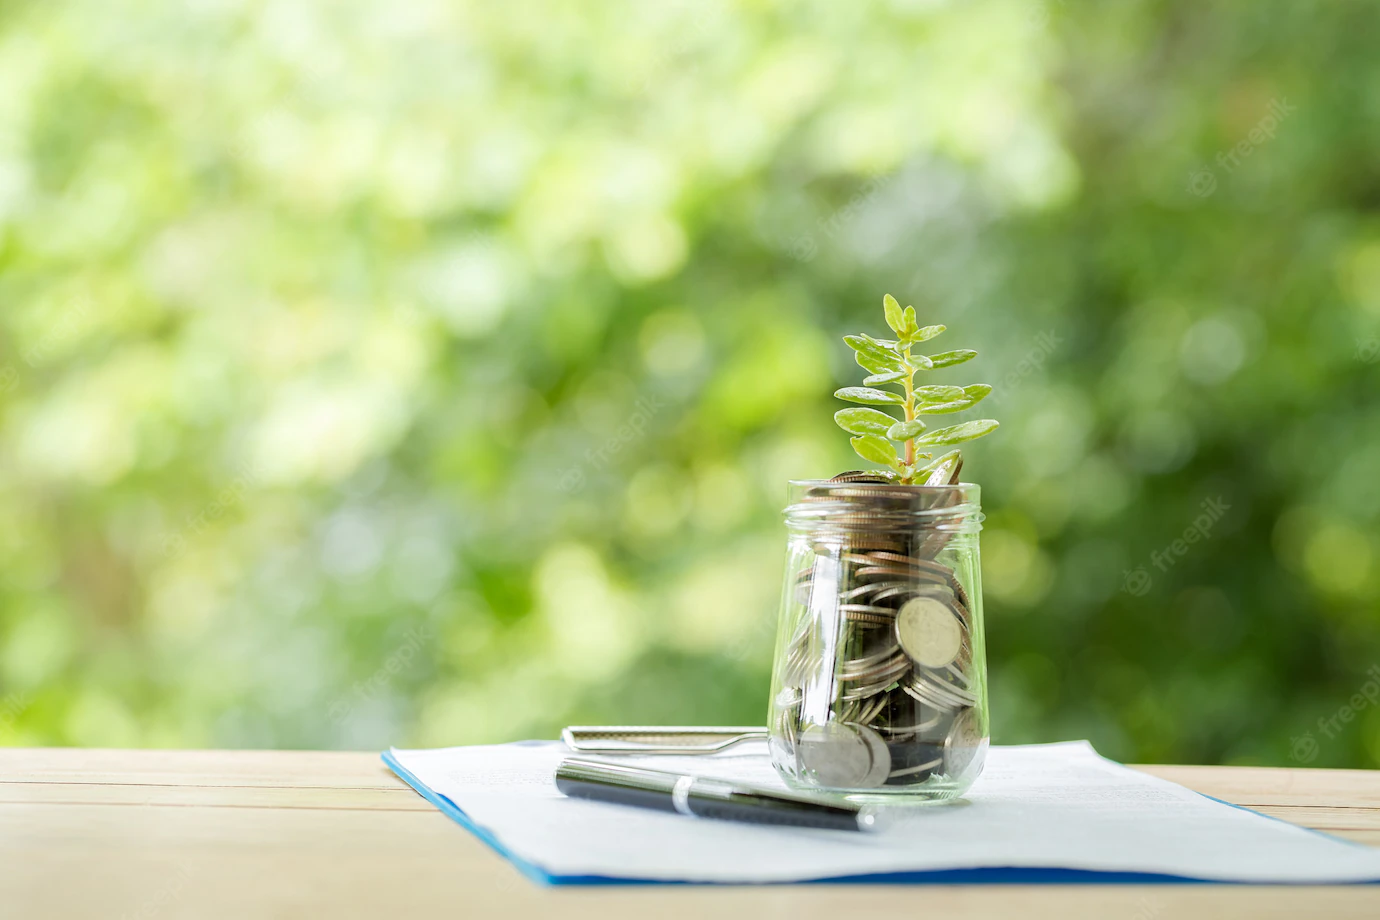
[767, 479, 989, 801]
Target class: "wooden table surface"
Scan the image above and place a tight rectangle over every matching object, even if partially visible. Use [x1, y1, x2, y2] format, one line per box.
[2, 749, 1379, 919]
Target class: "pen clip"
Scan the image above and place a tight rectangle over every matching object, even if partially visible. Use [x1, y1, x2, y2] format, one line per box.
[562, 725, 769, 755]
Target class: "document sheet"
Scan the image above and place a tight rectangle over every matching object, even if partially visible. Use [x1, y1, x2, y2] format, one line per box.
[386, 740, 1380, 885]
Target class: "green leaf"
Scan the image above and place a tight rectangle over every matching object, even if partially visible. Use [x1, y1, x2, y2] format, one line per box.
[914, 385, 964, 402]
[961, 383, 992, 403]
[834, 386, 905, 405]
[913, 419, 1000, 447]
[913, 384, 992, 415]
[863, 370, 907, 386]
[911, 353, 933, 370]
[883, 294, 905, 335]
[902, 305, 918, 337]
[915, 399, 969, 414]
[850, 435, 899, 467]
[886, 419, 926, 440]
[912, 324, 946, 343]
[834, 407, 898, 436]
[845, 335, 905, 373]
[853, 350, 890, 376]
[927, 349, 977, 369]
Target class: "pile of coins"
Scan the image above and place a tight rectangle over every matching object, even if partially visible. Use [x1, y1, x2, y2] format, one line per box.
[773, 472, 984, 790]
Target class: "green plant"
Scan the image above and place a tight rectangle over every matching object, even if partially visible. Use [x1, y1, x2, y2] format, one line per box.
[833, 294, 999, 483]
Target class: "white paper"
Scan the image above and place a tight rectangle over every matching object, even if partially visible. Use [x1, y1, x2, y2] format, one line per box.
[390, 740, 1380, 884]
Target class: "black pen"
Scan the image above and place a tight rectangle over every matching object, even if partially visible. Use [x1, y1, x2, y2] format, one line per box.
[554, 757, 874, 832]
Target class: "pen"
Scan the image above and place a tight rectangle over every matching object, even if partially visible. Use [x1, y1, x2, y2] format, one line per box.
[554, 757, 874, 832]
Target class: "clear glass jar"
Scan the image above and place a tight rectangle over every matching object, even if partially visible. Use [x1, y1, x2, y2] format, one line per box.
[767, 479, 989, 801]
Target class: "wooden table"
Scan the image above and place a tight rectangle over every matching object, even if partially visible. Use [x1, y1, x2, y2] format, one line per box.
[2, 749, 1378, 918]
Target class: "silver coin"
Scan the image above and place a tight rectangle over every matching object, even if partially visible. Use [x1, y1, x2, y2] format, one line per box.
[853, 722, 892, 788]
[847, 550, 925, 569]
[828, 470, 895, 484]
[888, 754, 943, 779]
[858, 552, 955, 577]
[838, 604, 896, 618]
[912, 666, 976, 705]
[855, 565, 948, 585]
[839, 583, 885, 601]
[857, 692, 889, 725]
[797, 723, 874, 788]
[841, 650, 909, 682]
[902, 674, 967, 711]
[895, 596, 965, 668]
[840, 641, 902, 670]
[873, 582, 958, 607]
[845, 581, 915, 602]
[844, 613, 895, 628]
[877, 703, 943, 736]
[944, 708, 985, 779]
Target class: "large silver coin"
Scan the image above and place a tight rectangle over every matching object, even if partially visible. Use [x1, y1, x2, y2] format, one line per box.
[797, 723, 874, 788]
[944, 708, 985, 779]
[895, 596, 965, 668]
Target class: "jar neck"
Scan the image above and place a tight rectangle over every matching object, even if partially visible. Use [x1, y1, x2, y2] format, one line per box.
[783, 480, 983, 535]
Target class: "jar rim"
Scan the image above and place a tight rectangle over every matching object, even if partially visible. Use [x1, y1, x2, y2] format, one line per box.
[783, 480, 983, 529]
[787, 479, 981, 491]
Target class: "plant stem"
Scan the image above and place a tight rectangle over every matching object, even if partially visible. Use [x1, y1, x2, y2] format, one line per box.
[902, 347, 915, 479]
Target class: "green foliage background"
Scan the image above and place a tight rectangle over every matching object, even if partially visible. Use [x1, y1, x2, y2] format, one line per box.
[1, 0, 1378, 766]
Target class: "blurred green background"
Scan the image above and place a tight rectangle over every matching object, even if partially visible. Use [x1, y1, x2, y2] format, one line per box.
[1, 0, 1378, 768]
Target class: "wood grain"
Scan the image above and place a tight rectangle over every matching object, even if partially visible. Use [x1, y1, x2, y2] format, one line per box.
[0, 749, 1377, 919]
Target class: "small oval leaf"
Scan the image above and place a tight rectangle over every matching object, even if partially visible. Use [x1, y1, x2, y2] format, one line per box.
[886, 419, 927, 440]
[913, 419, 1000, 447]
[883, 294, 905, 335]
[863, 370, 907, 386]
[962, 383, 992, 403]
[915, 399, 969, 415]
[846, 337, 905, 374]
[834, 407, 898, 436]
[914, 384, 993, 415]
[834, 386, 905, 405]
[851, 434, 899, 467]
[902, 305, 918, 337]
[854, 350, 891, 376]
[911, 353, 934, 370]
[927, 349, 977, 369]
[912, 324, 946, 343]
[915, 385, 964, 402]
